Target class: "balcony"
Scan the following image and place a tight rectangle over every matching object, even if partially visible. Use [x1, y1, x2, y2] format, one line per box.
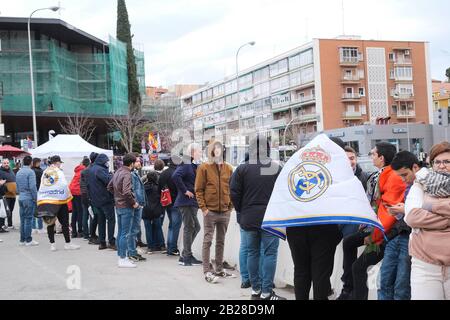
[392, 92, 414, 100]
[297, 113, 319, 123]
[292, 94, 316, 105]
[339, 57, 359, 66]
[341, 75, 362, 83]
[342, 93, 362, 101]
[271, 118, 289, 129]
[397, 111, 416, 119]
[342, 111, 364, 120]
[394, 58, 412, 65]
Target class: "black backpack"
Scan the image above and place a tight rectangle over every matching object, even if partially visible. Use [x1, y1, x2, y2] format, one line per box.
[142, 182, 164, 220]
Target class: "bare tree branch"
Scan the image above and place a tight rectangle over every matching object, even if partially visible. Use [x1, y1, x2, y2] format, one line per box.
[58, 112, 97, 142]
[106, 105, 146, 153]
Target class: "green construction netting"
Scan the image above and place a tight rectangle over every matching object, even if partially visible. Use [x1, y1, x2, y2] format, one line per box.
[0, 36, 133, 116]
[134, 48, 146, 96]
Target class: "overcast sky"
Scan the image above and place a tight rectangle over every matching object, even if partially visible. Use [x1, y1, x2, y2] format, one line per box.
[2, 0, 449, 87]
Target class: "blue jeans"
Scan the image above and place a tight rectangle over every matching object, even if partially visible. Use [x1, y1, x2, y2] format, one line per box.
[245, 229, 280, 295]
[144, 218, 165, 249]
[378, 233, 411, 300]
[19, 200, 35, 243]
[33, 217, 43, 230]
[128, 208, 142, 257]
[116, 208, 134, 259]
[166, 206, 182, 253]
[239, 228, 264, 283]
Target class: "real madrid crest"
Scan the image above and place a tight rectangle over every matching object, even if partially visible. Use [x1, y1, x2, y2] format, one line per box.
[43, 168, 59, 187]
[288, 146, 332, 203]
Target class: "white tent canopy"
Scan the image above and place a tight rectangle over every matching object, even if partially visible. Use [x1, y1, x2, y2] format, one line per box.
[30, 135, 113, 182]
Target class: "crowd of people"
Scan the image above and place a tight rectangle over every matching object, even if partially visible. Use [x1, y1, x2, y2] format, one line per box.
[0, 137, 448, 301]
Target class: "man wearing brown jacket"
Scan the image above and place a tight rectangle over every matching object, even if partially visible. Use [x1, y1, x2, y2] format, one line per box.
[195, 140, 235, 284]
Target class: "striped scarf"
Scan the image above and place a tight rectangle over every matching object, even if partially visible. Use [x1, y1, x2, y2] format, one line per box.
[417, 169, 450, 198]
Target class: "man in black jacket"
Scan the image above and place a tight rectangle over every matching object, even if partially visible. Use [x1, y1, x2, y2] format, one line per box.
[159, 156, 181, 256]
[31, 158, 44, 233]
[81, 153, 99, 244]
[230, 135, 285, 301]
[87, 154, 115, 250]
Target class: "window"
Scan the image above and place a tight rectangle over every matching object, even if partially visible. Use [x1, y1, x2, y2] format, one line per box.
[253, 67, 269, 83]
[270, 59, 288, 77]
[395, 67, 413, 80]
[358, 69, 365, 79]
[300, 66, 314, 84]
[388, 53, 395, 61]
[360, 105, 367, 115]
[254, 82, 270, 98]
[396, 84, 414, 95]
[240, 89, 253, 104]
[290, 71, 301, 87]
[389, 69, 395, 79]
[346, 87, 354, 94]
[289, 54, 300, 70]
[359, 87, 365, 97]
[299, 49, 313, 66]
[225, 80, 237, 95]
[392, 105, 398, 114]
[340, 47, 359, 63]
[272, 92, 291, 109]
[213, 85, 225, 97]
[239, 73, 253, 89]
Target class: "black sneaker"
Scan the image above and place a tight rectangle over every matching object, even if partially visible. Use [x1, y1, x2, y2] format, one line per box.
[191, 256, 202, 266]
[136, 241, 147, 248]
[167, 249, 180, 256]
[223, 261, 236, 271]
[181, 256, 193, 267]
[99, 243, 108, 250]
[261, 291, 287, 301]
[136, 254, 147, 261]
[129, 255, 140, 263]
[241, 281, 251, 289]
[336, 290, 352, 300]
[178, 257, 185, 265]
[251, 291, 262, 301]
[0, 228, 8, 234]
[160, 246, 168, 254]
[89, 238, 100, 245]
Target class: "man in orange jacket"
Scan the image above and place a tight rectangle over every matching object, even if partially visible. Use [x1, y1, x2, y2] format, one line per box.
[339, 142, 406, 300]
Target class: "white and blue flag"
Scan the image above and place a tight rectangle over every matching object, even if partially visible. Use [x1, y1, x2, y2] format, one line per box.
[262, 134, 384, 240]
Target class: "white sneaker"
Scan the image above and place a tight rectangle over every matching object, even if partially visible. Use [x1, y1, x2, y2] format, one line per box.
[118, 258, 137, 268]
[64, 243, 80, 251]
[38, 229, 47, 235]
[7, 226, 15, 230]
[205, 272, 219, 284]
[19, 242, 26, 246]
[50, 244, 57, 252]
[32, 229, 37, 234]
[25, 241, 39, 247]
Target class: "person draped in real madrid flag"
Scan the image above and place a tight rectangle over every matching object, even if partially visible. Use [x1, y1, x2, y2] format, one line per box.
[262, 134, 384, 300]
[37, 155, 80, 252]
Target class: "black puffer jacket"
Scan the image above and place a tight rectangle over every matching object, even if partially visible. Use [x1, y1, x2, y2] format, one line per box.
[355, 164, 370, 192]
[143, 172, 164, 221]
[230, 136, 282, 231]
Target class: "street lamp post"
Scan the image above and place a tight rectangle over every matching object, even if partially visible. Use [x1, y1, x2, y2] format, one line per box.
[28, 6, 60, 147]
[236, 41, 255, 146]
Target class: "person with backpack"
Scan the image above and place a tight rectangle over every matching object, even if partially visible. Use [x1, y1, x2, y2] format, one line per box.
[158, 156, 181, 256]
[142, 171, 165, 254]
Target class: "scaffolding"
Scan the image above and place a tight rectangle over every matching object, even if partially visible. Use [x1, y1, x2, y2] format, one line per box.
[0, 36, 133, 117]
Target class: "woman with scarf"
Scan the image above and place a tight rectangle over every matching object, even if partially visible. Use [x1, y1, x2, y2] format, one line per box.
[37, 156, 80, 252]
[405, 142, 450, 300]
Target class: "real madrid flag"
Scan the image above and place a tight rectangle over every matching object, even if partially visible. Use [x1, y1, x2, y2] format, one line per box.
[262, 134, 384, 240]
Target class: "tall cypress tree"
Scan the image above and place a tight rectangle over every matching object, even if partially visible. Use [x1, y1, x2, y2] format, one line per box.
[117, 0, 141, 113]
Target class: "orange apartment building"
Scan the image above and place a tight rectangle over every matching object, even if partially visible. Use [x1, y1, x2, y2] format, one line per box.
[181, 36, 433, 162]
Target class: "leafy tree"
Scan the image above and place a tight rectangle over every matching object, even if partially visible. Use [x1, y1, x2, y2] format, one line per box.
[117, 0, 141, 113]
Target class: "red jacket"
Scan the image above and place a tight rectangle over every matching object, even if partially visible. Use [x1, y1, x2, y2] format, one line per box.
[69, 165, 86, 196]
[372, 166, 406, 244]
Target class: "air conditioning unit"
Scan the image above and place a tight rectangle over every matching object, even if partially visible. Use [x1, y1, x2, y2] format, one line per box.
[404, 50, 411, 55]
